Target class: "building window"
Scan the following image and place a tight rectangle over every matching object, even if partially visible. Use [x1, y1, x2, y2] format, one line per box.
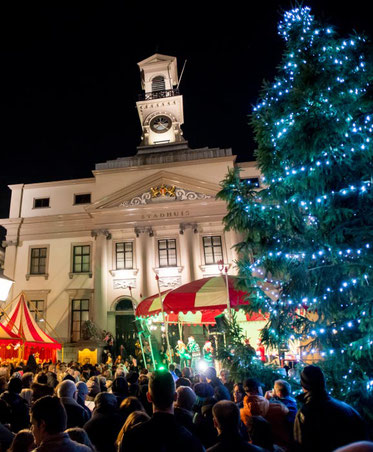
[158, 239, 177, 267]
[73, 245, 90, 273]
[30, 248, 47, 275]
[152, 75, 165, 92]
[203, 236, 223, 264]
[27, 300, 45, 323]
[116, 242, 133, 269]
[74, 193, 91, 205]
[34, 198, 50, 208]
[71, 299, 89, 342]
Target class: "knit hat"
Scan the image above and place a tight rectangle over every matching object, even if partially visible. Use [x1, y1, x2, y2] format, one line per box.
[300, 365, 326, 392]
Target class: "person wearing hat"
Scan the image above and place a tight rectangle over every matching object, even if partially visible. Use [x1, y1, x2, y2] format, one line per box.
[294, 365, 367, 452]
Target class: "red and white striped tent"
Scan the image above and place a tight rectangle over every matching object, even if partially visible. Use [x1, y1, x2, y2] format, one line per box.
[136, 276, 266, 324]
[0, 321, 21, 360]
[2, 294, 61, 361]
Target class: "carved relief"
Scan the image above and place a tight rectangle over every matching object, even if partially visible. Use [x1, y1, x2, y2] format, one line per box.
[158, 276, 182, 289]
[119, 187, 212, 207]
[113, 278, 137, 290]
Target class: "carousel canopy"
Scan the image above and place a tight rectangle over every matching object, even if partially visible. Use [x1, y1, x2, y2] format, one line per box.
[4, 294, 61, 349]
[136, 275, 265, 322]
[0, 320, 21, 344]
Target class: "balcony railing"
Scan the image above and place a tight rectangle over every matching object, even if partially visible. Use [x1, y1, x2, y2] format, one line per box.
[138, 88, 180, 101]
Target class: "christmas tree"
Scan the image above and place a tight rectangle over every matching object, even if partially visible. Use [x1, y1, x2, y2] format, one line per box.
[218, 6, 373, 418]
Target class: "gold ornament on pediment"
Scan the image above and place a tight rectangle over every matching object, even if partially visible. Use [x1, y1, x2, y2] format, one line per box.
[150, 184, 176, 198]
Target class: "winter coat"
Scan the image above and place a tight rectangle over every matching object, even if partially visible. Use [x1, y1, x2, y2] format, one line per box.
[31, 432, 91, 451]
[0, 391, 29, 432]
[240, 394, 289, 448]
[59, 396, 90, 429]
[294, 391, 367, 452]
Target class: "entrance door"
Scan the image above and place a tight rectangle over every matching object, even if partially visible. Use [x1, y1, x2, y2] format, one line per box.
[115, 299, 136, 358]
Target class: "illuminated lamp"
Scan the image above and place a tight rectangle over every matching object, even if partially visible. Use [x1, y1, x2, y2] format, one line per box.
[0, 270, 14, 302]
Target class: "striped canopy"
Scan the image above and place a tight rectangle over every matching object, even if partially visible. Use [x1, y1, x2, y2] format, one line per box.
[4, 294, 61, 349]
[0, 321, 21, 344]
[136, 276, 265, 322]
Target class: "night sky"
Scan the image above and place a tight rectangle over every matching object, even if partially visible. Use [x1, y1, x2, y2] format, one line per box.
[0, 1, 371, 228]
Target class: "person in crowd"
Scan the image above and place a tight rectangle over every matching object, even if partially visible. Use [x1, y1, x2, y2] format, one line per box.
[111, 377, 129, 407]
[219, 369, 234, 395]
[264, 379, 297, 423]
[0, 398, 14, 452]
[193, 396, 218, 449]
[126, 371, 140, 397]
[181, 366, 193, 380]
[57, 380, 90, 429]
[86, 376, 100, 400]
[176, 377, 192, 388]
[119, 396, 145, 424]
[7, 429, 35, 452]
[208, 400, 264, 452]
[233, 383, 245, 408]
[174, 385, 197, 433]
[65, 427, 95, 451]
[116, 410, 150, 448]
[30, 396, 91, 451]
[83, 392, 123, 452]
[240, 378, 289, 449]
[334, 442, 373, 452]
[205, 367, 231, 401]
[118, 370, 204, 451]
[169, 364, 178, 382]
[0, 376, 30, 432]
[31, 374, 54, 403]
[76, 381, 91, 421]
[193, 382, 215, 414]
[294, 365, 367, 452]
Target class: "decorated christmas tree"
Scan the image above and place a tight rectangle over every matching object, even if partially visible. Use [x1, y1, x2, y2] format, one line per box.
[218, 6, 373, 418]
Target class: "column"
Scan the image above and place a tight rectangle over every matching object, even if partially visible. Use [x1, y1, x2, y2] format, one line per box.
[136, 230, 150, 298]
[180, 226, 196, 282]
[93, 230, 110, 330]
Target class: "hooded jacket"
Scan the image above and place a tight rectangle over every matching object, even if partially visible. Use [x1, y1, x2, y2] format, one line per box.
[294, 391, 367, 452]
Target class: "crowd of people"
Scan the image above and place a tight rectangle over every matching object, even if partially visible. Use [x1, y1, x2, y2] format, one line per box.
[0, 357, 371, 452]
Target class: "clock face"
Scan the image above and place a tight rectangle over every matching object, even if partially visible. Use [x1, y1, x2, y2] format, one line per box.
[150, 115, 172, 133]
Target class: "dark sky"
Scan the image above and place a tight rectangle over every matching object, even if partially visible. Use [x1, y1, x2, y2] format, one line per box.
[0, 1, 371, 223]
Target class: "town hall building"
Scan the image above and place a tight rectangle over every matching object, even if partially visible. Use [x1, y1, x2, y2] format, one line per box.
[0, 54, 260, 360]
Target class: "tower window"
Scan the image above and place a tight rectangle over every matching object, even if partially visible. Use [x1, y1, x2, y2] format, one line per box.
[74, 193, 91, 205]
[34, 198, 50, 208]
[152, 76, 165, 92]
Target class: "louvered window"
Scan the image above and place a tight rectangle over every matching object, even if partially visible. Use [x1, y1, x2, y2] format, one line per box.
[152, 76, 165, 92]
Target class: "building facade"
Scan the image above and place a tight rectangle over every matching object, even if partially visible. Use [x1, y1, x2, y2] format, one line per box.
[0, 54, 260, 360]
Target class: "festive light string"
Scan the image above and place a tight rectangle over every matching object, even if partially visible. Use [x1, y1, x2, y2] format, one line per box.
[263, 116, 373, 185]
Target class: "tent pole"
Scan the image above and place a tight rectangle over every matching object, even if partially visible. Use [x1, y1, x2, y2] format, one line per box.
[148, 335, 156, 370]
[138, 332, 147, 369]
[1, 291, 23, 312]
[155, 275, 172, 365]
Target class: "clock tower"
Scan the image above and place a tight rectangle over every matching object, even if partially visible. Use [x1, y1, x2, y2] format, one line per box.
[136, 54, 184, 146]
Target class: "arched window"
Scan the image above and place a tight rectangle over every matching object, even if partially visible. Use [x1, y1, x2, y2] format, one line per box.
[115, 298, 133, 311]
[152, 76, 165, 92]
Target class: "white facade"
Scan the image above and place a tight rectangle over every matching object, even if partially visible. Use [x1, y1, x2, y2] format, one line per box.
[0, 54, 261, 357]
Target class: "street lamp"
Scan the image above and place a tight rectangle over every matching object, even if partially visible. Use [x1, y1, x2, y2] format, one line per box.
[217, 260, 232, 321]
[0, 270, 14, 302]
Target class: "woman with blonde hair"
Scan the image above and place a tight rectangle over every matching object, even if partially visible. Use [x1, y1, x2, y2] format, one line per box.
[116, 411, 150, 450]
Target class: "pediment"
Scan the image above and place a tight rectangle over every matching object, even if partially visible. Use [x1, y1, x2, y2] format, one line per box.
[87, 171, 219, 211]
[138, 54, 175, 67]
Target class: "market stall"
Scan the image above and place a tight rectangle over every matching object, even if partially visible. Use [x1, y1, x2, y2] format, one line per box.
[1, 294, 61, 362]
